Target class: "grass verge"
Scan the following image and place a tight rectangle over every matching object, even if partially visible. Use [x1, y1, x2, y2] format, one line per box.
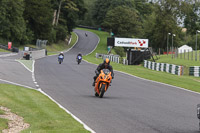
[0, 84, 89, 132]
[0, 49, 11, 52]
[46, 32, 77, 56]
[17, 60, 33, 72]
[18, 32, 77, 56]
[78, 28, 200, 93]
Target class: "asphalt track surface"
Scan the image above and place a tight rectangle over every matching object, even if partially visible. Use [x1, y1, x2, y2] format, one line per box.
[0, 53, 35, 87]
[34, 29, 200, 133]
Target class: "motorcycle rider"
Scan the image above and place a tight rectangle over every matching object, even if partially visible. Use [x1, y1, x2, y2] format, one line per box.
[92, 58, 114, 86]
[76, 52, 82, 59]
[58, 52, 64, 59]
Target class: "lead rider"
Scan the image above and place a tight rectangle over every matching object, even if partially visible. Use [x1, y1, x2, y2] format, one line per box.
[92, 58, 114, 86]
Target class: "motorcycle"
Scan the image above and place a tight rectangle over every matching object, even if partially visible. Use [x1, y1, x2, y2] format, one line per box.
[77, 56, 82, 65]
[58, 55, 64, 64]
[94, 69, 112, 98]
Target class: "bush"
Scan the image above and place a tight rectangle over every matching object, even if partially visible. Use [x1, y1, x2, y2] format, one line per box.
[113, 47, 126, 57]
[54, 25, 69, 42]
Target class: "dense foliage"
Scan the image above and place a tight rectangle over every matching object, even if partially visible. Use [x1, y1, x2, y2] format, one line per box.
[83, 0, 200, 51]
[0, 0, 86, 45]
[0, 0, 200, 50]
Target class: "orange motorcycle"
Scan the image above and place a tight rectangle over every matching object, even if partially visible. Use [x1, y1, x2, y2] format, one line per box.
[94, 69, 112, 98]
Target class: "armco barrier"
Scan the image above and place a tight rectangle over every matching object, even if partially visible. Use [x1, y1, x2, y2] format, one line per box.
[144, 60, 183, 76]
[20, 49, 46, 60]
[189, 66, 200, 77]
[96, 53, 120, 64]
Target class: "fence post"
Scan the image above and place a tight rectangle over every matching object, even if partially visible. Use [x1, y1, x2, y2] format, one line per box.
[191, 50, 193, 61]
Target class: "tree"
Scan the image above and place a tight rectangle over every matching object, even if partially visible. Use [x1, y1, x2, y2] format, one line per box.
[92, 0, 135, 26]
[183, 1, 200, 35]
[102, 6, 141, 38]
[24, 0, 53, 41]
[143, 0, 185, 50]
[0, 0, 27, 44]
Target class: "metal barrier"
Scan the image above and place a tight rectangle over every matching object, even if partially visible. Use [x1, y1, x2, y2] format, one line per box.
[189, 66, 200, 77]
[144, 60, 184, 76]
[96, 53, 120, 63]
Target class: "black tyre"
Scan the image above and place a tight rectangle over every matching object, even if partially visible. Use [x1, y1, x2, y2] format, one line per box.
[59, 61, 61, 64]
[95, 92, 99, 97]
[99, 84, 105, 98]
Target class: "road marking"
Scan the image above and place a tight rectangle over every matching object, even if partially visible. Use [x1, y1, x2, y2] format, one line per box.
[16, 60, 33, 73]
[32, 57, 96, 133]
[38, 89, 96, 133]
[0, 77, 96, 133]
[0, 78, 36, 90]
[0, 53, 17, 57]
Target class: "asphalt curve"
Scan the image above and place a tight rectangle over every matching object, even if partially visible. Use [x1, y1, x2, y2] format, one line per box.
[35, 29, 200, 133]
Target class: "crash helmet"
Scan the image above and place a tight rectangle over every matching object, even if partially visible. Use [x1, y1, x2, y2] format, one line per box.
[60, 52, 64, 54]
[104, 58, 110, 65]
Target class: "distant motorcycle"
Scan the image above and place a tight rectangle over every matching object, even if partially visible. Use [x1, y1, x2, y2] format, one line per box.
[94, 69, 112, 98]
[77, 55, 82, 65]
[58, 55, 64, 64]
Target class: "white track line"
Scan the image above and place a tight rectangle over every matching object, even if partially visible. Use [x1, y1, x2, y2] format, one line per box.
[16, 60, 33, 73]
[32, 51, 95, 132]
[0, 77, 96, 133]
[0, 78, 35, 90]
[38, 89, 96, 133]
[0, 53, 17, 57]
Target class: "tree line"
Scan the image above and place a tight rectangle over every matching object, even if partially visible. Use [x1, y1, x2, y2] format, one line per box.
[80, 0, 200, 51]
[0, 0, 200, 50]
[0, 0, 86, 46]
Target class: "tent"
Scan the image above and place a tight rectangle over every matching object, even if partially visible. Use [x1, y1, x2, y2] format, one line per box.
[178, 45, 193, 53]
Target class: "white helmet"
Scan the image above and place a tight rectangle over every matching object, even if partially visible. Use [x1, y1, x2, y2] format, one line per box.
[60, 52, 63, 54]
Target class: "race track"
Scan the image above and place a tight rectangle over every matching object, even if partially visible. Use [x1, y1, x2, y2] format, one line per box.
[35, 29, 200, 133]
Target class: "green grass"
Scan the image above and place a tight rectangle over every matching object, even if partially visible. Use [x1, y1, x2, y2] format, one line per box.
[46, 32, 77, 55]
[152, 52, 200, 75]
[0, 49, 11, 52]
[18, 32, 77, 56]
[17, 60, 33, 72]
[0, 109, 8, 131]
[78, 28, 200, 93]
[153, 53, 200, 67]
[0, 118, 8, 131]
[0, 109, 4, 115]
[0, 84, 89, 132]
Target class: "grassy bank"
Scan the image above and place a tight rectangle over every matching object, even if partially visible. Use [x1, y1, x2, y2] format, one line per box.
[46, 32, 77, 55]
[78, 28, 200, 93]
[0, 49, 11, 52]
[0, 84, 89, 132]
[18, 32, 77, 56]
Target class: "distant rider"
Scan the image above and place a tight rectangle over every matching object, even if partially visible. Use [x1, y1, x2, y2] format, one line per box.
[76, 52, 82, 60]
[58, 52, 64, 59]
[92, 58, 114, 86]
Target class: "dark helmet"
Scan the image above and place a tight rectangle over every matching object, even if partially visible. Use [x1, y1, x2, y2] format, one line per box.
[104, 58, 110, 65]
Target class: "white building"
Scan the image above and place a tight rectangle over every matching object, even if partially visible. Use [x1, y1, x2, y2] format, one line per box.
[178, 45, 193, 53]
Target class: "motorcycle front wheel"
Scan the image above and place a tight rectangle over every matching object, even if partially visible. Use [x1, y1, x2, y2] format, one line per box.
[99, 84, 105, 98]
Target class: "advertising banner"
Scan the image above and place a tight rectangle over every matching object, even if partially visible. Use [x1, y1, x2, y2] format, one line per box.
[115, 38, 148, 48]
